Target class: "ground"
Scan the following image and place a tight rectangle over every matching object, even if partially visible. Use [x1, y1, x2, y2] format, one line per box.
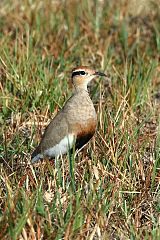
[0, 0, 160, 239]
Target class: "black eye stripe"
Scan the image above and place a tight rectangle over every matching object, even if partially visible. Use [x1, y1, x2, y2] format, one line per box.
[72, 71, 86, 78]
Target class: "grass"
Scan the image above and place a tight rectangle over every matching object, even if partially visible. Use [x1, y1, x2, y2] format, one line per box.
[0, 0, 160, 239]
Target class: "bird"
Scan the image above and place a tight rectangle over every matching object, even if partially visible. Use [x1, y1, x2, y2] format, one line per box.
[31, 66, 107, 163]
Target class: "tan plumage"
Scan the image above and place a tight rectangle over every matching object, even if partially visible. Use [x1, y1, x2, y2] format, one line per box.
[31, 66, 107, 163]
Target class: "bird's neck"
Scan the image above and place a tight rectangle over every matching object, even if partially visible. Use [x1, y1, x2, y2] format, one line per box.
[73, 85, 89, 94]
[73, 81, 88, 92]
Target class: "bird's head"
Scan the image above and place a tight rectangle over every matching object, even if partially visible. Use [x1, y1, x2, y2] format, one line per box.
[71, 66, 107, 91]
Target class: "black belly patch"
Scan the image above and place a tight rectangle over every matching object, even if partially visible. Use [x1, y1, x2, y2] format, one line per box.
[75, 131, 95, 150]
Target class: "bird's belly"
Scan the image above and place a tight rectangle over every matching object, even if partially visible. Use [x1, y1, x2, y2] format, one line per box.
[44, 134, 75, 157]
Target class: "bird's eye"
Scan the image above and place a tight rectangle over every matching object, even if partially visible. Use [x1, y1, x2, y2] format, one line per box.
[80, 71, 86, 75]
[71, 70, 87, 78]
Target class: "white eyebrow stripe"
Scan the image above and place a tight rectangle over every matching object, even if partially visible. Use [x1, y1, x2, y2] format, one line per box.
[73, 69, 85, 72]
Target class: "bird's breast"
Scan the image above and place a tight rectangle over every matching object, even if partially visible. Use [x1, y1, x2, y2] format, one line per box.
[63, 92, 97, 149]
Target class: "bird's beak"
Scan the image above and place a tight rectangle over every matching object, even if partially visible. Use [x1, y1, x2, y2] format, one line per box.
[94, 71, 107, 77]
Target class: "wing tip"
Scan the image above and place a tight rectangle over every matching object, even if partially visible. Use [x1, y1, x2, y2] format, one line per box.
[31, 153, 43, 163]
[31, 146, 43, 163]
